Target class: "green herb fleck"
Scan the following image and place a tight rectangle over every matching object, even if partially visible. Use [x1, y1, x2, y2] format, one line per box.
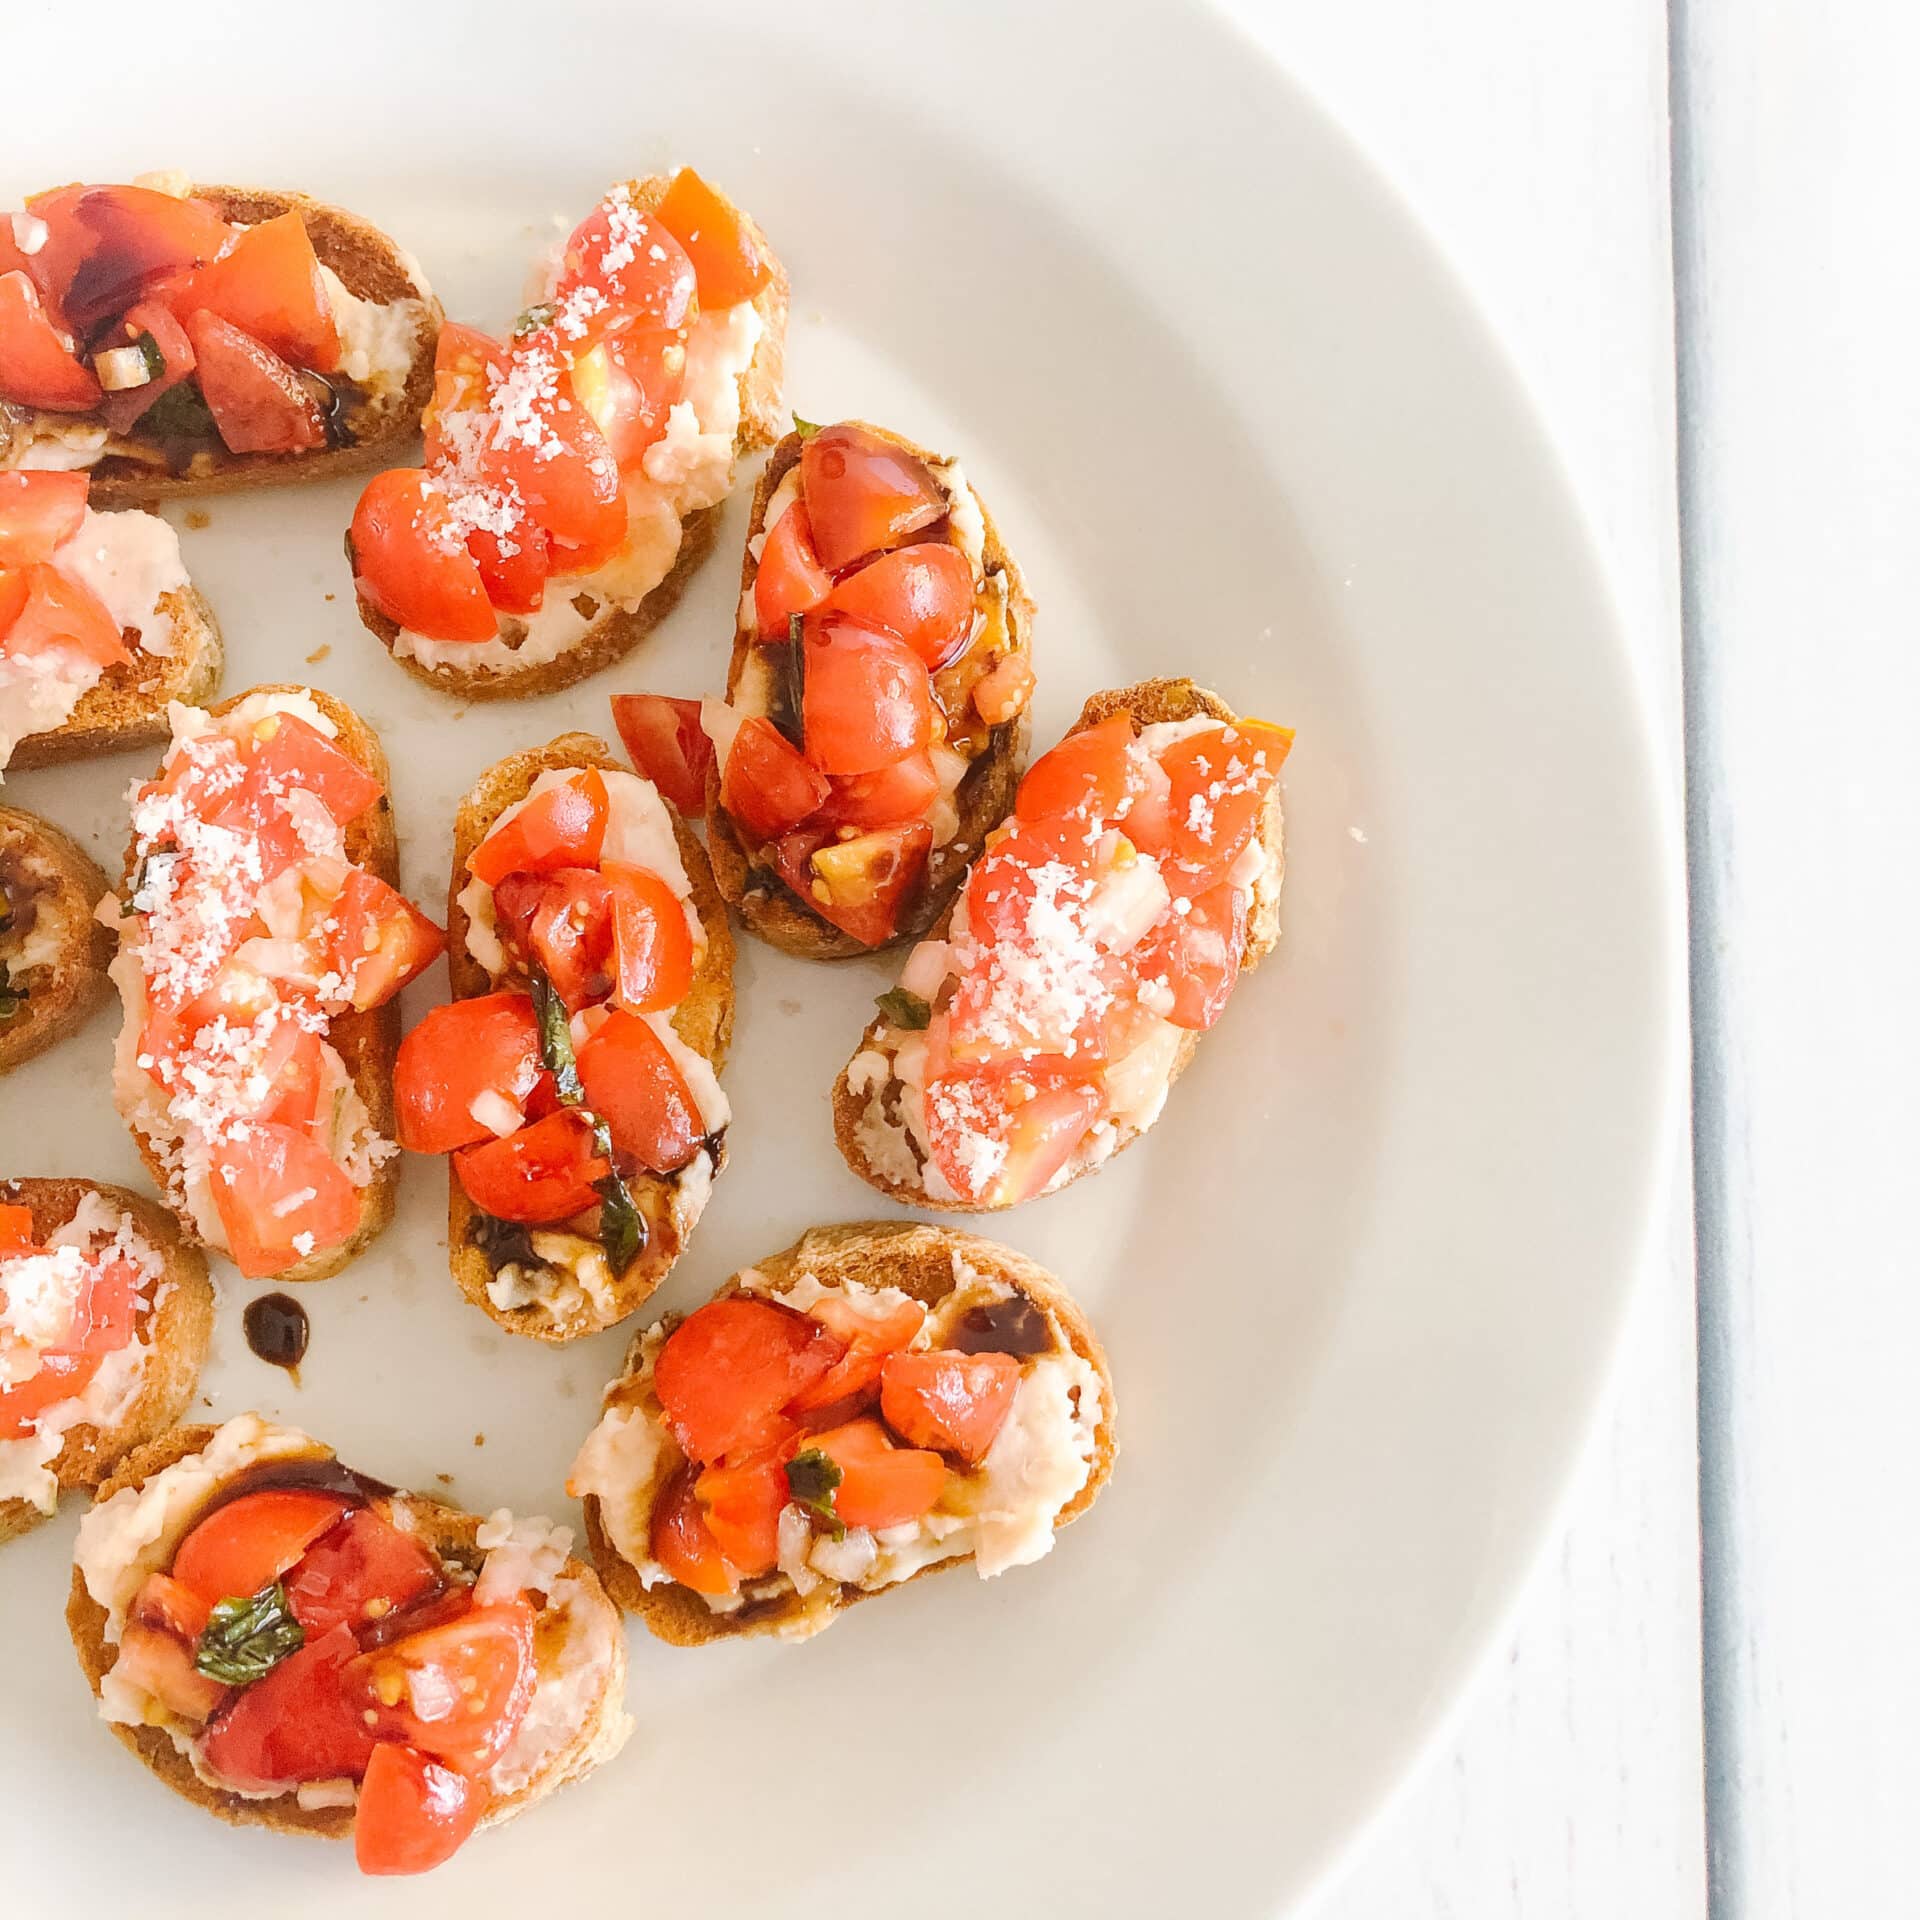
[194, 1582, 305, 1685]
[785, 1449, 846, 1539]
[595, 1171, 645, 1270]
[514, 302, 558, 337]
[773, 611, 806, 748]
[139, 379, 216, 442]
[133, 331, 167, 380]
[875, 987, 931, 1031]
[530, 966, 585, 1106]
[791, 415, 822, 440]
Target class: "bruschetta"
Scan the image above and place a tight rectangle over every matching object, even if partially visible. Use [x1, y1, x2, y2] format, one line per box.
[569, 1221, 1115, 1644]
[400, 733, 732, 1342]
[349, 168, 786, 700]
[0, 802, 114, 1073]
[0, 175, 438, 497]
[0, 1178, 212, 1544]
[109, 686, 444, 1281]
[68, 1415, 630, 1876]
[1, 470, 221, 770]
[833, 678, 1290, 1208]
[695, 419, 1035, 956]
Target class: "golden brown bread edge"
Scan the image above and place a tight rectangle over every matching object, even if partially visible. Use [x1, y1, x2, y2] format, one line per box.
[8, 583, 223, 770]
[444, 732, 735, 1341]
[115, 685, 403, 1282]
[65, 1424, 628, 1841]
[0, 804, 115, 1074]
[831, 677, 1287, 1210]
[580, 1220, 1117, 1645]
[84, 185, 441, 505]
[705, 422, 1036, 960]
[355, 174, 789, 701]
[0, 1180, 213, 1545]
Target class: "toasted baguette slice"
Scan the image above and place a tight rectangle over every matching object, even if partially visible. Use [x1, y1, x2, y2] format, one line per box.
[445, 733, 734, 1340]
[0, 1180, 213, 1545]
[833, 677, 1286, 1209]
[113, 686, 404, 1281]
[706, 422, 1035, 959]
[357, 174, 788, 701]
[66, 1419, 629, 1847]
[0, 805, 114, 1074]
[60, 185, 440, 504]
[576, 1221, 1116, 1644]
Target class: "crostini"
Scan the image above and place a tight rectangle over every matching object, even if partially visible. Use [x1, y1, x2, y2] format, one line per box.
[696, 419, 1035, 955]
[68, 1415, 630, 1877]
[1, 470, 221, 770]
[0, 802, 114, 1073]
[0, 1178, 212, 1544]
[109, 686, 444, 1280]
[0, 175, 438, 497]
[401, 733, 732, 1342]
[569, 1221, 1114, 1644]
[834, 678, 1290, 1208]
[350, 168, 786, 699]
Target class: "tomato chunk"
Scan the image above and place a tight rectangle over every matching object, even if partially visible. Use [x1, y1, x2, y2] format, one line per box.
[112, 1621, 229, 1723]
[285, 1507, 442, 1636]
[453, 1110, 608, 1224]
[694, 1451, 787, 1577]
[395, 993, 543, 1153]
[1015, 714, 1142, 825]
[0, 471, 87, 565]
[343, 1598, 536, 1773]
[99, 299, 196, 434]
[188, 211, 339, 372]
[575, 1007, 703, 1172]
[131, 1571, 213, 1642]
[923, 1059, 1103, 1207]
[1131, 879, 1247, 1030]
[754, 500, 833, 637]
[826, 543, 976, 669]
[468, 769, 609, 886]
[610, 693, 713, 818]
[171, 1488, 353, 1605]
[325, 871, 445, 1012]
[776, 820, 931, 949]
[880, 1349, 1021, 1464]
[806, 1418, 948, 1530]
[721, 717, 831, 842]
[801, 618, 935, 775]
[799, 423, 947, 570]
[651, 1461, 737, 1596]
[817, 752, 942, 831]
[787, 1294, 927, 1414]
[210, 1121, 360, 1277]
[570, 326, 684, 466]
[1, 563, 130, 669]
[1156, 724, 1282, 895]
[515, 868, 615, 1011]
[653, 167, 772, 307]
[971, 653, 1036, 727]
[0, 1351, 96, 1441]
[185, 308, 327, 452]
[28, 184, 231, 332]
[653, 1297, 844, 1464]
[0, 1204, 35, 1252]
[350, 468, 500, 644]
[355, 1743, 486, 1877]
[601, 863, 694, 1014]
[200, 1623, 376, 1791]
[0, 271, 98, 411]
[243, 710, 384, 823]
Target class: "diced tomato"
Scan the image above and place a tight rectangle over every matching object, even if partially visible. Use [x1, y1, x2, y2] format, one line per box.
[1131, 879, 1247, 1030]
[423, 321, 507, 455]
[807, 1418, 948, 1531]
[816, 753, 942, 831]
[575, 1007, 703, 1172]
[469, 520, 550, 615]
[350, 468, 500, 644]
[557, 192, 697, 330]
[285, 1507, 442, 1636]
[721, 717, 831, 842]
[753, 501, 833, 637]
[1156, 724, 1282, 895]
[0, 568, 24, 637]
[602, 863, 693, 1014]
[801, 618, 935, 775]
[569, 327, 683, 466]
[963, 815, 1100, 944]
[879, 1349, 1021, 1464]
[0, 1204, 35, 1252]
[325, 872, 444, 1012]
[111, 1621, 229, 1723]
[923, 1058, 1104, 1207]
[354, 1743, 486, 1877]
[52, 1252, 139, 1356]
[694, 1451, 787, 1577]
[653, 167, 772, 307]
[653, 1296, 844, 1464]
[199, 1623, 376, 1791]
[971, 653, 1036, 728]
[99, 299, 196, 434]
[1016, 713, 1143, 825]
[494, 351, 627, 568]
[522, 869, 615, 1011]
[185, 211, 339, 373]
[0, 471, 87, 565]
[243, 1021, 323, 1135]
[131, 1572, 214, 1642]
[610, 693, 712, 818]
[395, 993, 544, 1153]
[0, 1352, 96, 1440]
[787, 1294, 927, 1414]
[651, 1461, 737, 1596]
[243, 710, 384, 823]
[27, 183, 231, 331]
[208, 1121, 360, 1278]
[184, 309, 326, 454]
[799, 423, 947, 570]
[777, 820, 931, 948]
[453, 1110, 608, 1224]
[825, 543, 975, 669]
[0, 271, 97, 410]
[468, 769, 609, 887]
[0, 562, 129, 668]
[343, 1598, 536, 1773]
[171, 1489, 354, 1606]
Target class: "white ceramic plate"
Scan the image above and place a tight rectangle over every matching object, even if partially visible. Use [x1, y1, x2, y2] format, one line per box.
[0, 5, 1680, 1914]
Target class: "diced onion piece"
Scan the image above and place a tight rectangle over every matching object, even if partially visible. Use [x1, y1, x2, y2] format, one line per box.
[93, 345, 154, 392]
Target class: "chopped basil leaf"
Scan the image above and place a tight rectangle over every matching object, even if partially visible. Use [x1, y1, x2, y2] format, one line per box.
[595, 1168, 646, 1271]
[785, 1448, 846, 1539]
[530, 966, 585, 1106]
[470, 1211, 538, 1267]
[514, 302, 558, 336]
[194, 1581, 305, 1685]
[791, 415, 822, 440]
[875, 987, 931, 1031]
[133, 331, 167, 380]
[773, 612, 806, 748]
[139, 379, 215, 441]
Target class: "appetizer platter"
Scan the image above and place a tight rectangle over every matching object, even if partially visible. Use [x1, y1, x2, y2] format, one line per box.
[0, 8, 1680, 1918]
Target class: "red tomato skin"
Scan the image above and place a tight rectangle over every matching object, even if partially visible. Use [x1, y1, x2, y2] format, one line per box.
[99, 299, 196, 434]
[799, 424, 948, 570]
[350, 469, 500, 644]
[243, 710, 384, 823]
[825, 542, 976, 669]
[720, 717, 832, 842]
[325, 870, 445, 1012]
[652, 1461, 738, 1595]
[0, 471, 88, 564]
[284, 1508, 442, 1637]
[602, 863, 695, 1014]
[468, 768, 609, 886]
[395, 993, 543, 1153]
[801, 618, 936, 775]
[610, 694, 713, 818]
[807, 1418, 949, 1530]
[171, 1488, 353, 1605]
[653, 168, 772, 307]
[786, 1294, 927, 1414]
[557, 192, 697, 330]
[112, 1622, 230, 1723]
[775, 820, 932, 949]
[1, 563, 130, 669]
[1015, 713, 1142, 825]
[923, 1059, 1104, 1208]
[208, 1121, 360, 1278]
[0, 1203, 35, 1251]
[574, 1007, 703, 1173]
[131, 1572, 213, 1641]
[184, 309, 327, 453]
[0, 270, 98, 410]
[0, 1351, 97, 1440]
[453, 1110, 609, 1223]
[816, 752, 942, 831]
[344, 1599, 537, 1773]
[524, 869, 616, 1010]
[199, 1623, 377, 1791]
[1131, 880, 1247, 1031]
[354, 1743, 486, 1876]
[653, 1297, 845, 1464]
[879, 1349, 1022, 1464]
[187, 211, 339, 372]
[28, 184, 232, 332]
[1156, 725, 1281, 895]
[695, 1451, 788, 1577]
[753, 501, 834, 637]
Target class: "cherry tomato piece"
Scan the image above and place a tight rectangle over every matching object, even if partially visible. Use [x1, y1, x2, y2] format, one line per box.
[1015, 713, 1142, 825]
[816, 753, 942, 831]
[574, 1007, 703, 1173]
[923, 1059, 1104, 1207]
[653, 1297, 844, 1464]
[610, 693, 713, 818]
[879, 1349, 1022, 1464]
[0, 562, 129, 668]
[601, 863, 694, 1014]
[350, 468, 500, 644]
[199, 1623, 376, 1791]
[468, 769, 609, 887]
[171, 1488, 353, 1606]
[753, 500, 833, 637]
[184, 309, 326, 453]
[98, 299, 197, 434]
[801, 618, 935, 775]
[1131, 879, 1247, 1031]
[799, 423, 947, 570]
[453, 1110, 608, 1224]
[787, 1294, 927, 1414]
[651, 1461, 737, 1596]
[28, 184, 231, 332]
[694, 1451, 787, 1577]
[112, 1621, 229, 1723]
[395, 993, 545, 1153]
[0, 471, 87, 564]
[325, 871, 445, 1012]
[209, 1122, 360, 1278]
[720, 717, 831, 842]
[354, 1743, 486, 1877]
[1157, 724, 1283, 895]
[806, 1418, 948, 1530]
[343, 1598, 536, 1773]
[825, 543, 975, 669]
[776, 820, 931, 948]
[557, 189, 697, 330]
[285, 1507, 443, 1637]
[653, 167, 772, 307]
[131, 1571, 214, 1642]
[187, 212, 339, 373]
[0, 1352, 96, 1440]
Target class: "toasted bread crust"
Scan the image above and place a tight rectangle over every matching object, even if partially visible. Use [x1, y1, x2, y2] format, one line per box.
[581, 1221, 1116, 1644]
[706, 423, 1035, 959]
[831, 677, 1287, 1209]
[358, 174, 788, 700]
[0, 1181, 213, 1545]
[115, 686, 402, 1281]
[82, 185, 440, 506]
[0, 805, 115, 1075]
[7, 584, 224, 771]
[65, 1424, 628, 1841]
[445, 733, 734, 1340]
